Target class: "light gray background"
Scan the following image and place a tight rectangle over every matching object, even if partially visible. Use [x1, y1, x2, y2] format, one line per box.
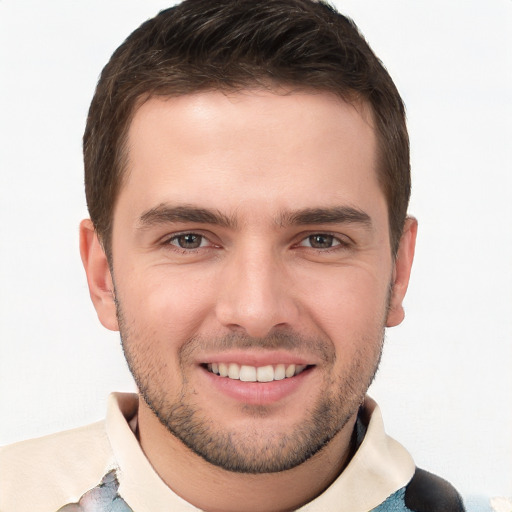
[1, 0, 511, 506]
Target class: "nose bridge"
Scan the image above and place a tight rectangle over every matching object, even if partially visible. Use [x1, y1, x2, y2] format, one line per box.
[216, 239, 297, 337]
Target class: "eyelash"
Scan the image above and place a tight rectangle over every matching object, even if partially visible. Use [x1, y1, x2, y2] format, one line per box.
[296, 233, 350, 251]
[165, 232, 214, 251]
[162, 231, 351, 253]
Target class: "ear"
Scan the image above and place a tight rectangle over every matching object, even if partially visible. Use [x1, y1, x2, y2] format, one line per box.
[386, 217, 418, 327]
[79, 219, 119, 331]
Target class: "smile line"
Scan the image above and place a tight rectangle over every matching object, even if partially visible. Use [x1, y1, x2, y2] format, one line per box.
[205, 362, 311, 382]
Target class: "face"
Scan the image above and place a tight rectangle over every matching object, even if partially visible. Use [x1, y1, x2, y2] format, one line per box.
[82, 90, 415, 474]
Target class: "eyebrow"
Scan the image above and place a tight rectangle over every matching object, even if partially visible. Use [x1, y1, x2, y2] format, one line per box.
[279, 206, 372, 229]
[138, 203, 372, 231]
[138, 204, 236, 229]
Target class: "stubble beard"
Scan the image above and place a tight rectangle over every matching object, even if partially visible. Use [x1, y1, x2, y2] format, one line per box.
[116, 302, 385, 474]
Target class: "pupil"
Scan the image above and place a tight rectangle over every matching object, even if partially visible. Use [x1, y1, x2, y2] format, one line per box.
[311, 235, 332, 248]
[180, 234, 201, 248]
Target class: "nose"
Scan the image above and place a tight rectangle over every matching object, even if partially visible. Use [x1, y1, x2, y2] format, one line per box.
[215, 245, 299, 338]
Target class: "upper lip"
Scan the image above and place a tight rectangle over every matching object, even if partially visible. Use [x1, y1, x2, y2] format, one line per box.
[197, 350, 317, 367]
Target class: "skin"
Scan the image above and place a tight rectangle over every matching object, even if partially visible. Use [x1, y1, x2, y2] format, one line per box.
[80, 90, 417, 512]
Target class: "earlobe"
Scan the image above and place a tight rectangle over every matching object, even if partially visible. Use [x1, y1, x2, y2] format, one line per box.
[386, 217, 418, 328]
[79, 219, 119, 331]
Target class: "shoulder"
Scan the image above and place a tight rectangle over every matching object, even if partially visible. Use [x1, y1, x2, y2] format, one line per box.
[0, 421, 115, 512]
[374, 467, 466, 512]
[0, 420, 110, 469]
[403, 467, 465, 512]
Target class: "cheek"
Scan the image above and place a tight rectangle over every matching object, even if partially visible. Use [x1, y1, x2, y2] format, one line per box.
[299, 267, 391, 338]
[116, 267, 213, 347]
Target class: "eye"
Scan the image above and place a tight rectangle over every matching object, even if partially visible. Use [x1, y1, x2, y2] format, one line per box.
[300, 234, 342, 249]
[168, 233, 208, 249]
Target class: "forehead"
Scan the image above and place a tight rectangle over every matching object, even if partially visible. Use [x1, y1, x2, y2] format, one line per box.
[118, 89, 383, 224]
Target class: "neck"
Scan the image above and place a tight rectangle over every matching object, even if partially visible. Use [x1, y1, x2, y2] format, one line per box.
[137, 398, 358, 512]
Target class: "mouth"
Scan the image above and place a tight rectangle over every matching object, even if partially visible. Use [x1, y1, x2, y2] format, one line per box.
[203, 362, 312, 382]
[199, 357, 316, 405]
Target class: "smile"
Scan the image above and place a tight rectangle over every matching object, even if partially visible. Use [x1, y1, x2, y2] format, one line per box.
[206, 363, 309, 382]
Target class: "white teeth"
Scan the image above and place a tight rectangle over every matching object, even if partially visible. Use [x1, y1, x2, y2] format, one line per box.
[274, 364, 286, 381]
[207, 362, 308, 381]
[256, 365, 274, 383]
[285, 364, 296, 378]
[218, 363, 228, 377]
[228, 363, 240, 379]
[239, 365, 257, 382]
[295, 365, 306, 376]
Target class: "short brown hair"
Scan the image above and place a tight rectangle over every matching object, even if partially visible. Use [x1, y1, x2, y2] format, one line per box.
[84, 0, 410, 258]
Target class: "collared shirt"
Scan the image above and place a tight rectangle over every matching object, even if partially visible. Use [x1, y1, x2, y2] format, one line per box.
[0, 393, 420, 511]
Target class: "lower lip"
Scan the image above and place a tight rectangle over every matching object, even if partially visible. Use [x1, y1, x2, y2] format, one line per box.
[201, 366, 313, 405]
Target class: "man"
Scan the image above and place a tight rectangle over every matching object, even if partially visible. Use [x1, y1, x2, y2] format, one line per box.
[0, 0, 466, 510]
